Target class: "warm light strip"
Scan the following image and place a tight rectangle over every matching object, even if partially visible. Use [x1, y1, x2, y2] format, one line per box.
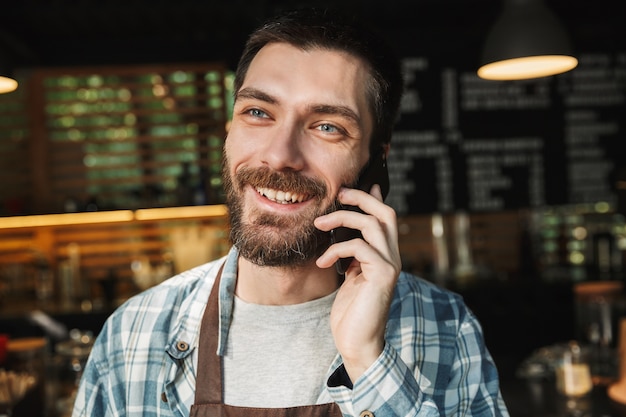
[0, 210, 134, 229]
[134, 205, 228, 221]
[0, 205, 229, 230]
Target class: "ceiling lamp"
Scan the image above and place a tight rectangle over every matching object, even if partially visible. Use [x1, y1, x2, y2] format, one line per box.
[0, 54, 17, 93]
[0, 39, 18, 93]
[0, 73, 17, 94]
[477, 0, 578, 81]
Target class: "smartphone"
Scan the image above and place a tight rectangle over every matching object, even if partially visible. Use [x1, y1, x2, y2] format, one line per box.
[329, 148, 390, 275]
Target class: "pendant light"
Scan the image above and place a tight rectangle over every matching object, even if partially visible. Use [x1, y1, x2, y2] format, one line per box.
[0, 57, 17, 93]
[0, 73, 18, 94]
[477, 0, 578, 81]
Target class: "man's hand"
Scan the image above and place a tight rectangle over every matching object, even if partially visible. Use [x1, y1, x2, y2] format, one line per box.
[314, 184, 401, 383]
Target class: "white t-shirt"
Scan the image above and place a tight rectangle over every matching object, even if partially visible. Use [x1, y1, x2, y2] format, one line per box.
[222, 290, 338, 407]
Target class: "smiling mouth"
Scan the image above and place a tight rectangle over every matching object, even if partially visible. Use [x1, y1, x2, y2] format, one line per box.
[255, 187, 310, 204]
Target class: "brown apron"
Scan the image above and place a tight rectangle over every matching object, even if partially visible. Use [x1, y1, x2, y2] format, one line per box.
[190, 267, 343, 417]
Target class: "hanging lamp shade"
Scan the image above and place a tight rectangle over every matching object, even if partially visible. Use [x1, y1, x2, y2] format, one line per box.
[477, 0, 578, 81]
[0, 64, 17, 94]
[0, 51, 18, 94]
[0, 73, 18, 94]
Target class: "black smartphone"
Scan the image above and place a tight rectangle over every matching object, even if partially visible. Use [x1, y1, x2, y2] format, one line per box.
[329, 148, 390, 275]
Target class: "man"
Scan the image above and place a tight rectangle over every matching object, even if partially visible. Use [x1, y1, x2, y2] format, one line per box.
[73, 8, 509, 417]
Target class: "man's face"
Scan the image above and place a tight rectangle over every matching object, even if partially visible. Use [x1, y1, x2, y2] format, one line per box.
[223, 42, 373, 267]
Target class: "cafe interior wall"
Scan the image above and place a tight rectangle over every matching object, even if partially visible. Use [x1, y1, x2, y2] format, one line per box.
[0, 0, 625, 379]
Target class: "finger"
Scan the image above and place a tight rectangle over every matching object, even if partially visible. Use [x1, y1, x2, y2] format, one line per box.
[314, 186, 401, 275]
[315, 194, 398, 257]
[315, 236, 373, 269]
[314, 207, 369, 232]
[314, 187, 388, 231]
[338, 189, 398, 244]
[316, 211, 398, 271]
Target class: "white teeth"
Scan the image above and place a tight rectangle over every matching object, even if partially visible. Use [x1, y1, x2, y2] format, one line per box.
[265, 188, 276, 200]
[256, 187, 307, 204]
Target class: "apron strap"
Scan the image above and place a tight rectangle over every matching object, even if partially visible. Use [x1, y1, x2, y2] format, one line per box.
[194, 262, 225, 405]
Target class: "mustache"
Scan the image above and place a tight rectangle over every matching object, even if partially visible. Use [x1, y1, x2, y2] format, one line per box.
[235, 166, 328, 201]
[224, 164, 338, 267]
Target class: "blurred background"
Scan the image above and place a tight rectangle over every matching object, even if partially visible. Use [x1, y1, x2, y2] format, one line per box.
[0, 0, 625, 415]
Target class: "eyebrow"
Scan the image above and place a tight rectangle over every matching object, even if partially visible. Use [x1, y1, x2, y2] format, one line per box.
[310, 104, 361, 127]
[236, 87, 362, 127]
[235, 87, 277, 104]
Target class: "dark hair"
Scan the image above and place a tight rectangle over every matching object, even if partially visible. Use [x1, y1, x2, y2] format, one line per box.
[233, 8, 404, 151]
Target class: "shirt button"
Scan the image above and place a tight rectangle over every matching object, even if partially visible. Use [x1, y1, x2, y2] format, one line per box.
[161, 392, 168, 403]
[359, 411, 374, 417]
[176, 341, 189, 352]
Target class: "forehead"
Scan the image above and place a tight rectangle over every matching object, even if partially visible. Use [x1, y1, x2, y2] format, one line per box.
[240, 43, 373, 115]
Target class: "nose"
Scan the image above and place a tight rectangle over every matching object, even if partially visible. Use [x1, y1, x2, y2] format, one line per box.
[259, 121, 305, 171]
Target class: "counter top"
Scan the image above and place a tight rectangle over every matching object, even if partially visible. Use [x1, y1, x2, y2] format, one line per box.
[501, 376, 626, 417]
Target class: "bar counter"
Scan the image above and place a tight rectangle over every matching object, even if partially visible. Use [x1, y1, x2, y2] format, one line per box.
[501, 376, 626, 417]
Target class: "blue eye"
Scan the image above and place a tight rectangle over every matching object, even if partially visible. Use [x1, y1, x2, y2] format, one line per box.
[249, 108, 268, 118]
[318, 123, 338, 133]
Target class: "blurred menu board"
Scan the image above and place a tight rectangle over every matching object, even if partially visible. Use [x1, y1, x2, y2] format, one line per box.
[387, 53, 626, 215]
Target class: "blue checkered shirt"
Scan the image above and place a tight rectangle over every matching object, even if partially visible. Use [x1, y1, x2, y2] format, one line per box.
[73, 246, 509, 416]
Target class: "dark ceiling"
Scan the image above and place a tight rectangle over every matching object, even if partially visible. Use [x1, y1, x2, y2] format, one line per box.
[1, 0, 625, 72]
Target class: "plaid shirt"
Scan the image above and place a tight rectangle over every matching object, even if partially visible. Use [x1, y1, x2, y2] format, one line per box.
[73, 246, 509, 417]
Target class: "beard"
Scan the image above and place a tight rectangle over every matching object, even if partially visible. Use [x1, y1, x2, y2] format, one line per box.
[222, 156, 340, 268]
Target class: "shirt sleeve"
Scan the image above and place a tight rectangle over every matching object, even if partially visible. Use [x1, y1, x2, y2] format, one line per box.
[326, 343, 440, 417]
[443, 312, 509, 417]
[326, 312, 509, 417]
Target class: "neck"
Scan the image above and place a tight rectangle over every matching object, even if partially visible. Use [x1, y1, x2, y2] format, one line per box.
[235, 256, 339, 305]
